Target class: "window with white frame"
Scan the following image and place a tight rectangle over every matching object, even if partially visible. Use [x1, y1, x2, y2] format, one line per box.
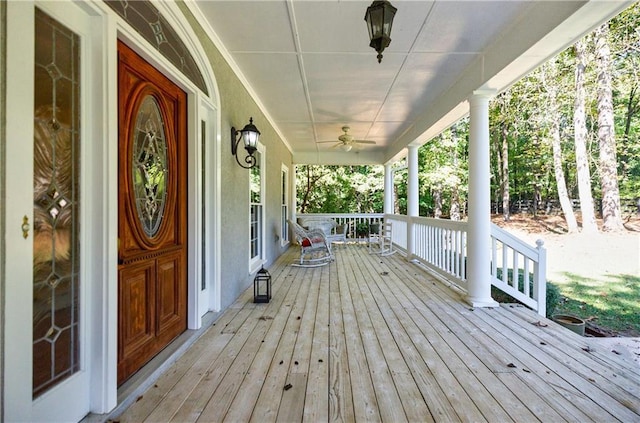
[281, 165, 290, 246]
[249, 147, 265, 270]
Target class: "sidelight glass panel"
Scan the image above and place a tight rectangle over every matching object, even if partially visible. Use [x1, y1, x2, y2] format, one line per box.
[33, 8, 81, 398]
[132, 95, 168, 238]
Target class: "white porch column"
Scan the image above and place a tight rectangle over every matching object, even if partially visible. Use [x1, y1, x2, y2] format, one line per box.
[384, 163, 394, 214]
[466, 91, 498, 308]
[406, 145, 419, 259]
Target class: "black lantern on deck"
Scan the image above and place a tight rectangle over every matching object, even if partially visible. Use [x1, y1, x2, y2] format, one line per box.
[253, 267, 271, 303]
[364, 0, 397, 63]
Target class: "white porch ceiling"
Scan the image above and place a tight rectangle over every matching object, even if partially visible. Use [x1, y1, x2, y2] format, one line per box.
[189, 1, 630, 165]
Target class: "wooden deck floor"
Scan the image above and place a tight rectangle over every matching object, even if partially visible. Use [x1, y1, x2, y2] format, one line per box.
[115, 244, 640, 423]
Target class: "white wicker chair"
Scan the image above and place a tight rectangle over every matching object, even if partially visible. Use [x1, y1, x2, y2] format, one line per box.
[289, 220, 333, 267]
[303, 219, 347, 248]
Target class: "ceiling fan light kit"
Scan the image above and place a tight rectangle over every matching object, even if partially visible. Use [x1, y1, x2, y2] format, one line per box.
[364, 0, 397, 63]
[317, 126, 377, 152]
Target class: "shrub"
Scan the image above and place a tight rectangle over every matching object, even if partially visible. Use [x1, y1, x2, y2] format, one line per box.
[491, 268, 560, 318]
[545, 282, 560, 318]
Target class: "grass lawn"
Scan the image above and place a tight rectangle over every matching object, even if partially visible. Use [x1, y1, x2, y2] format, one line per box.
[492, 213, 640, 337]
[551, 273, 640, 336]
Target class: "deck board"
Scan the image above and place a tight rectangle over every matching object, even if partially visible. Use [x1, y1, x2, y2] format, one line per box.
[352, 251, 436, 422]
[115, 244, 640, 423]
[335, 250, 381, 422]
[303, 263, 330, 423]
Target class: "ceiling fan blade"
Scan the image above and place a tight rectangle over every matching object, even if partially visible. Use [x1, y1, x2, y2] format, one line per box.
[354, 140, 376, 144]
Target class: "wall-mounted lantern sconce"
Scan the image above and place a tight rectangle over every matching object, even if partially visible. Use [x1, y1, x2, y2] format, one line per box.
[231, 117, 261, 169]
[364, 0, 397, 63]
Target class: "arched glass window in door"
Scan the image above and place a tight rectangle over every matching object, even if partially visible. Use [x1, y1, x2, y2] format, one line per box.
[132, 95, 168, 238]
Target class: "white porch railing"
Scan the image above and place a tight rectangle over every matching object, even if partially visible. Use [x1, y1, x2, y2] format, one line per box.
[387, 215, 468, 287]
[295, 212, 547, 316]
[490, 224, 547, 317]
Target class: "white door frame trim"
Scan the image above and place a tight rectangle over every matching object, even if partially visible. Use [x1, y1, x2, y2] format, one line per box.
[3, 0, 222, 418]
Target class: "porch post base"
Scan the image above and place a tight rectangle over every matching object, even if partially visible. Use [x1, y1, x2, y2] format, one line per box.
[464, 295, 499, 309]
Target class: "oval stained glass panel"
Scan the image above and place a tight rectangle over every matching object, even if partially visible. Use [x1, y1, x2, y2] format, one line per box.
[132, 95, 168, 238]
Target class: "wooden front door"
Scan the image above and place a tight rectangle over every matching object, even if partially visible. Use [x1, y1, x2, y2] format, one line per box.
[117, 41, 188, 384]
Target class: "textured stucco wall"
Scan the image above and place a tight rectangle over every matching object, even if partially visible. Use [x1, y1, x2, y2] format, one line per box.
[177, 2, 293, 309]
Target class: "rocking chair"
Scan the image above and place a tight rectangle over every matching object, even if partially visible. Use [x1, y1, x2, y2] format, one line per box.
[368, 221, 394, 256]
[288, 220, 333, 267]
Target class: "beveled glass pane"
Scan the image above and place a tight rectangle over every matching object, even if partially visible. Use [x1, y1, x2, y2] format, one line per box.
[132, 95, 168, 238]
[33, 8, 81, 398]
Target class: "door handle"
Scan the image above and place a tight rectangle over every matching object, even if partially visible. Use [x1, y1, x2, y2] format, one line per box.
[21, 215, 30, 239]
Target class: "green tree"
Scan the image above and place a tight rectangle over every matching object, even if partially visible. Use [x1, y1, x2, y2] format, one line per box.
[610, 3, 640, 206]
[540, 58, 579, 232]
[418, 119, 468, 218]
[296, 165, 384, 213]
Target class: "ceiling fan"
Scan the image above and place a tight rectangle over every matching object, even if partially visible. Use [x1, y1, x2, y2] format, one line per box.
[317, 126, 376, 152]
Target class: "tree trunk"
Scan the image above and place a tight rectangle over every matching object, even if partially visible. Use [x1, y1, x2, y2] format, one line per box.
[573, 39, 599, 233]
[595, 23, 625, 232]
[393, 184, 400, 214]
[299, 165, 311, 213]
[624, 86, 638, 141]
[433, 189, 442, 218]
[501, 123, 510, 221]
[492, 133, 502, 214]
[450, 130, 461, 221]
[551, 127, 578, 231]
[544, 60, 578, 232]
[297, 165, 327, 214]
[450, 190, 460, 221]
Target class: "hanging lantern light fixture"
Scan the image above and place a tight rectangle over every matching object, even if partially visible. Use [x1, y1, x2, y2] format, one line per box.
[364, 0, 397, 63]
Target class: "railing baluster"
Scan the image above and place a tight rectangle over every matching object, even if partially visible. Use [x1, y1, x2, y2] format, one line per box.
[535, 240, 547, 317]
[491, 237, 497, 282]
[502, 243, 508, 285]
[524, 257, 530, 297]
[461, 231, 467, 280]
[511, 248, 520, 291]
[437, 227, 442, 268]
